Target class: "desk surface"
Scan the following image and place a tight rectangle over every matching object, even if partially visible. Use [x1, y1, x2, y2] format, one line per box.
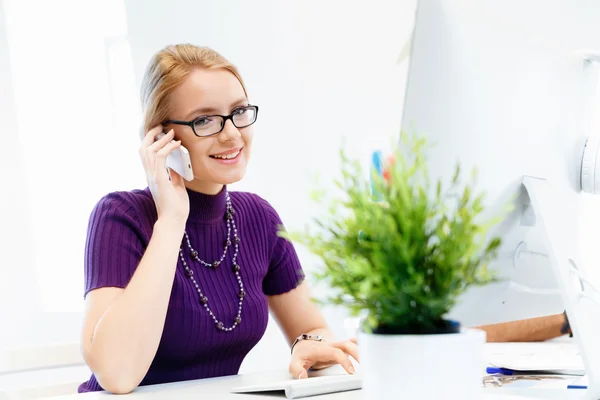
[39, 369, 587, 400]
[35, 337, 586, 400]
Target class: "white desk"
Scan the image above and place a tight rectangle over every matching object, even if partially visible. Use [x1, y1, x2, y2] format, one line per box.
[13, 338, 587, 400]
[36, 369, 587, 400]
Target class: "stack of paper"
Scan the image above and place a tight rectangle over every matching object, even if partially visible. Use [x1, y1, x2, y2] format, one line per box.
[484, 342, 585, 375]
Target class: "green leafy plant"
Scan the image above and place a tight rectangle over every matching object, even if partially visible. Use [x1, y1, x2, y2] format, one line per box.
[279, 131, 507, 334]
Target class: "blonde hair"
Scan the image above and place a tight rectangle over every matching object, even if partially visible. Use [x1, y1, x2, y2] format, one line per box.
[139, 44, 247, 137]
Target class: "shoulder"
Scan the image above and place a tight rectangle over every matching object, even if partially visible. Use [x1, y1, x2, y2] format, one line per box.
[230, 191, 282, 225]
[89, 188, 156, 226]
[230, 192, 293, 264]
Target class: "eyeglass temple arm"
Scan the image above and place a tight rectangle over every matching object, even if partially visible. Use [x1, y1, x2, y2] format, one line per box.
[163, 120, 193, 127]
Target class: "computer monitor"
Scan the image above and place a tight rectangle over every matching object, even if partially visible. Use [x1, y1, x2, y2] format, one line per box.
[402, 0, 594, 325]
[401, 0, 600, 396]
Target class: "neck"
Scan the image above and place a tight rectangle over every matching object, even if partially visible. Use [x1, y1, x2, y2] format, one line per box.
[185, 180, 224, 195]
[186, 185, 229, 223]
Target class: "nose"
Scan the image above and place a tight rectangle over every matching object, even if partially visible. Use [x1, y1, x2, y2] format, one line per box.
[218, 119, 241, 142]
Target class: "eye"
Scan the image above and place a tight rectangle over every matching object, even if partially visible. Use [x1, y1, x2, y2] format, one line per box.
[232, 107, 248, 116]
[193, 116, 213, 127]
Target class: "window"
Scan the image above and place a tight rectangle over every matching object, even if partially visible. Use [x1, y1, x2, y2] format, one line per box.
[4, 0, 140, 312]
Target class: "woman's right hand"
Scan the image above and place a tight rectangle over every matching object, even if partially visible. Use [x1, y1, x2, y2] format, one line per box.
[139, 125, 190, 225]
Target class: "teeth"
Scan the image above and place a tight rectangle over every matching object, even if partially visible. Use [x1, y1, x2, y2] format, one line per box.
[212, 150, 240, 159]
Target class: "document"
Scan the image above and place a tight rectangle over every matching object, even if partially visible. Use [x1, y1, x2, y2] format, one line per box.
[485, 342, 585, 375]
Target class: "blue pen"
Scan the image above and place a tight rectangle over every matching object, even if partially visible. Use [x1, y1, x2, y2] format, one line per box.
[486, 367, 514, 375]
[567, 384, 588, 389]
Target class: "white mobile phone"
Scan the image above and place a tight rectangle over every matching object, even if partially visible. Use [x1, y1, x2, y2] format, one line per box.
[156, 132, 195, 181]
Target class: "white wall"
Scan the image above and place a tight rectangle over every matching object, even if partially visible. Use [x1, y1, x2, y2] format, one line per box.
[123, 0, 418, 373]
[123, 0, 417, 221]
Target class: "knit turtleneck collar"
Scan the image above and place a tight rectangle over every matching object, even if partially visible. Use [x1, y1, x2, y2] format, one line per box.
[186, 186, 228, 223]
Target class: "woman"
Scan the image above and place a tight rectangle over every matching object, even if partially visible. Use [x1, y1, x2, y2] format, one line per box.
[79, 44, 358, 394]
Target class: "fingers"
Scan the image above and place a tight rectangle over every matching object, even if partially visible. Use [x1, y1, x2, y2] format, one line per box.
[139, 127, 173, 174]
[331, 340, 360, 363]
[289, 358, 311, 380]
[324, 348, 354, 375]
[142, 129, 174, 179]
[140, 125, 164, 150]
[154, 140, 181, 183]
[308, 347, 354, 375]
[290, 340, 359, 380]
[139, 126, 164, 167]
[169, 168, 184, 187]
[147, 129, 175, 153]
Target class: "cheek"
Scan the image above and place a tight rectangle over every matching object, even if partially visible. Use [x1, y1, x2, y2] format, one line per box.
[242, 130, 254, 150]
[187, 141, 213, 166]
[174, 131, 198, 156]
[173, 128, 190, 144]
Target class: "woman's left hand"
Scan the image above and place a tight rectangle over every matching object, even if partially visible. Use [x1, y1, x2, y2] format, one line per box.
[289, 338, 359, 379]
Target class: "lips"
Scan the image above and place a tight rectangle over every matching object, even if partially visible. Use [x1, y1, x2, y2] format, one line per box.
[210, 147, 242, 160]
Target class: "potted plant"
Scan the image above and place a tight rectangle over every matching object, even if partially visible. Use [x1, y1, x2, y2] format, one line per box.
[280, 132, 506, 399]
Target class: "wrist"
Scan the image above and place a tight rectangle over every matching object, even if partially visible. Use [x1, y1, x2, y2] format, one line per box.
[291, 333, 325, 355]
[154, 217, 186, 235]
[560, 311, 573, 337]
[291, 339, 309, 355]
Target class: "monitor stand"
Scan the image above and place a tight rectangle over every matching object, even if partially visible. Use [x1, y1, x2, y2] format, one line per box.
[522, 175, 600, 398]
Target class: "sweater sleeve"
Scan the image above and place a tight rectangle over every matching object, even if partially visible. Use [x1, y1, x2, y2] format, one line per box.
[257, 198, 305, 296]
[83, 193, 147, 298]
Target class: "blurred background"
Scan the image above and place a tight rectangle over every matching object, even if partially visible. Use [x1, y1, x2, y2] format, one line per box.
[2, 0, 600, 398]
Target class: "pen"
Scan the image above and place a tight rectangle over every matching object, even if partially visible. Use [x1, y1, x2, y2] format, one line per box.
[486, 367, 514, 375]
[567, 384, 587, 389]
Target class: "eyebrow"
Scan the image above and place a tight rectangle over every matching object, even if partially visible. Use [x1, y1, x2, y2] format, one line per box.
[184, 98, 248, 120]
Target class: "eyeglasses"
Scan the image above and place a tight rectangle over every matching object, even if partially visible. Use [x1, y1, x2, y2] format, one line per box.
[164, 105, 259, 137]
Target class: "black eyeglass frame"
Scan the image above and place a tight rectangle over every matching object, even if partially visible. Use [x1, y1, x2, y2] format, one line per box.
[163, 105, 259, 137]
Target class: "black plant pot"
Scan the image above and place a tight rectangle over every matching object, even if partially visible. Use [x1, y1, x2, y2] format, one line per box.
[371, 319, 461, 335]
[361, 319, 461, 335]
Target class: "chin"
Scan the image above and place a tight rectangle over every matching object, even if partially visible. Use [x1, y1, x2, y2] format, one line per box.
[215, 170, 246, 185]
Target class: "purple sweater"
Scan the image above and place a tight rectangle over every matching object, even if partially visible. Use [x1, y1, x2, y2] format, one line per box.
[78, 186, 304, 393]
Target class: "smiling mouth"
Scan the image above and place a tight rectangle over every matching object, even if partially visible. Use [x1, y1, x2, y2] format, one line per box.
[209, 148, 242, 160]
